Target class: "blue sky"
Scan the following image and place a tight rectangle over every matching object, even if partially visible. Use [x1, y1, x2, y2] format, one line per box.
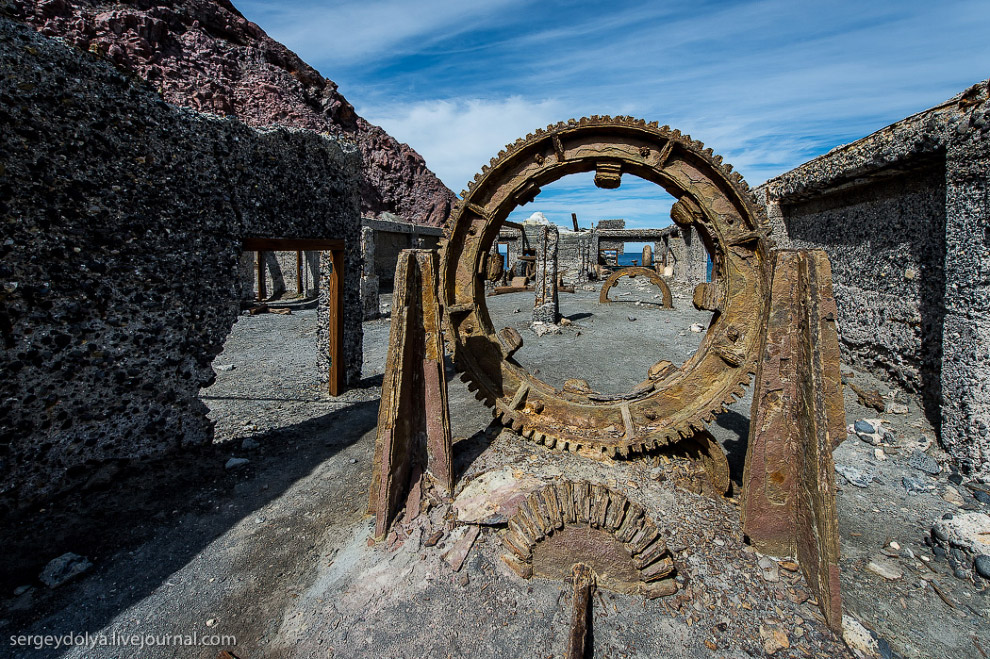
[237, 0, 989, 230]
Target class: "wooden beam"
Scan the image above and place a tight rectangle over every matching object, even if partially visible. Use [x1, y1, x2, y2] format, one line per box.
[369, 250, 453, 540]
[566, 563, 595, 659]
[243, 237, 345, 252]
[328, 249, 345, 396]
[502, 220, 525, 231]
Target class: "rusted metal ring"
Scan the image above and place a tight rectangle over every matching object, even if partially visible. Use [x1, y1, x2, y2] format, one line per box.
[599, 267, 673, 309]
[438, 116, 770, 457]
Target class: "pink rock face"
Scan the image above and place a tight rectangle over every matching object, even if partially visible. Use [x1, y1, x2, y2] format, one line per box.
[10, 0, 455, 226]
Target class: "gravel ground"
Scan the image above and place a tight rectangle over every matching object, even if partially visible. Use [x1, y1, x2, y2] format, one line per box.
[486, 280, 713, 395]
[0, 288, 987, 659]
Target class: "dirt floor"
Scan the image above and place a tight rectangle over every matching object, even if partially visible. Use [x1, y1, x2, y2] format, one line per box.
[0, 282, 987, 658]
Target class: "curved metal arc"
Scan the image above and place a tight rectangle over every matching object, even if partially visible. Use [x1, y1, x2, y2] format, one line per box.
[439, 116, 770, 457]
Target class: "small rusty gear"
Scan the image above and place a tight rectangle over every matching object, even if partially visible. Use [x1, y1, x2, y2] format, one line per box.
[438, 116, 771, 458]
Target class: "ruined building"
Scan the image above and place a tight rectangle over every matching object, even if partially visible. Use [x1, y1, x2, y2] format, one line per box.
[755, 80, 990, 478]
[0, 16, 363, 507]
[496, 218, 709, 287]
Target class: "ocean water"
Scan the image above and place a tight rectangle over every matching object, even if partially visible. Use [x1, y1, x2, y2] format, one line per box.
[615, 252, 713, 280]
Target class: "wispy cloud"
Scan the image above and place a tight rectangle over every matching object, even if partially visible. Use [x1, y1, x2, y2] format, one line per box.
[237, 0, 524, 67]
[362, 96, 567, 191]
[237, 0, 990, 224]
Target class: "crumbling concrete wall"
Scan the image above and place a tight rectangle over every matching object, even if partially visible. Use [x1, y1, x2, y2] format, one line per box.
[513, 224, 592, 284]
[0, 17, 362, 508]
[359, 225, 379, 319]
[595, 219, 627, 259]
[655, 224, 707, 285]
[755, 79, 990, 477]
[767, 165, 946, 402]
[363, 215, 443, 290]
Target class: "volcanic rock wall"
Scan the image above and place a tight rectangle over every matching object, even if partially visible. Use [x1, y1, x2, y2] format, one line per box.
[0, 16, 362, 508]
[7, 0, 455, 226]
[755, 79, 990, 477]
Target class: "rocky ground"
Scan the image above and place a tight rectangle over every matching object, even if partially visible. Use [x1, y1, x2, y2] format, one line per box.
[1, 283, 988, 658]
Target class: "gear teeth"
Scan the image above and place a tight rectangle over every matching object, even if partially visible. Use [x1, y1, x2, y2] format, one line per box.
[439, 115, 765, 458]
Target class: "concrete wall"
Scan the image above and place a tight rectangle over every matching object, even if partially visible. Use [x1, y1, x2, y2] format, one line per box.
[776, 163, 946, 410]
[655, 225, 707, 285]
[755, 78, 990, 477]
[357, 216, 443, 319]
[0, 18, 362, 508]
[595, 219, 627, 258]
[496, 221, 710, 287]
[364, 216, 442, 289]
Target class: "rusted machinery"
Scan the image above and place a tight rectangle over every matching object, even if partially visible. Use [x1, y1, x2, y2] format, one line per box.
[437, 117, 767, 460]
[370, 116, 845, 650]
[598, 266, 673, 308]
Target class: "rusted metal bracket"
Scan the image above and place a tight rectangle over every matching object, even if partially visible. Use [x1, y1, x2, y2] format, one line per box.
[741, 249, 844, 631]
[368, 249, 453, 541]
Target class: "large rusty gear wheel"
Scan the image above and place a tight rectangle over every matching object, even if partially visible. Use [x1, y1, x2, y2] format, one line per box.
[438, 116, 771, 458]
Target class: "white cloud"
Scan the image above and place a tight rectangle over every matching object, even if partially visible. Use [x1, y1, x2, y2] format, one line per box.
[238, 0, 522, 67]
[361, 96, 567, 191]
[240, 0, 990, 193]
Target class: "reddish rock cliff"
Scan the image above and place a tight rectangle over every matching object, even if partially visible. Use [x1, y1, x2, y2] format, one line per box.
[7, 0, 455, 225]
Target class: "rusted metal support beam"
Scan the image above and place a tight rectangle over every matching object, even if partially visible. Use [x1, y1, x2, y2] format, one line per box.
[327, 249, 344, 397]
[566, 563, 595, 659]
[368, 250, 453, 541]
[741, 248, 844, 632]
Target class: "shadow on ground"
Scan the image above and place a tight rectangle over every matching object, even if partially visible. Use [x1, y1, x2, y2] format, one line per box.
[714, 409, 750, 488]
[0, 398, 378, 653]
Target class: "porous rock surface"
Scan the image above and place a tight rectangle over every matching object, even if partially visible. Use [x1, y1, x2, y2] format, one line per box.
[6, 0, 455, 225]
[756, 79, 990, 478]
[0, 16, 362, 509]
